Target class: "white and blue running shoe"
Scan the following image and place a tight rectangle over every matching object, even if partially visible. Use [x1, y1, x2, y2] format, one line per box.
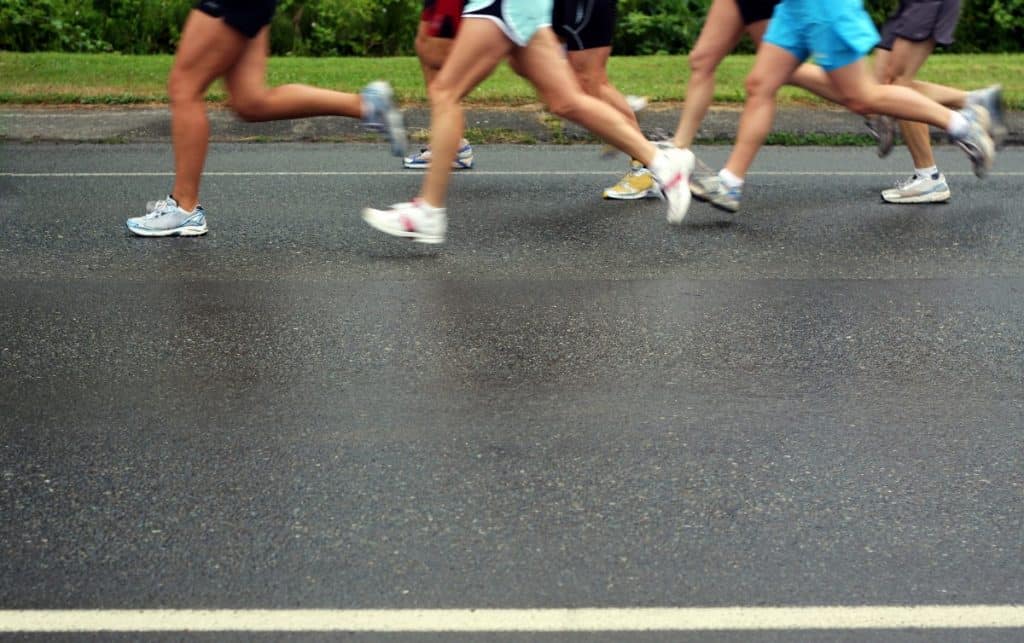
[694, 174, 742, 213]
[403, 142, 475, 169]
[881, 173, 951, 204]
[126, 196, 207, 237]
[361, 80, 408, 158]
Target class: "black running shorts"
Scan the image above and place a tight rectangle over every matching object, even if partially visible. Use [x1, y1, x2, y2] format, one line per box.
[552, 0, 617, 51]
[735, 0, 780, 26]
[195, 0, 277, 39]
[878, 0, 961, 50]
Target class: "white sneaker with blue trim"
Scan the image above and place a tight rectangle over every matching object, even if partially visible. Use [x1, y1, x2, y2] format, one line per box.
[126, 196, 207, 237]
[361, 80, 408, 158]
[881, 173, 951, 204]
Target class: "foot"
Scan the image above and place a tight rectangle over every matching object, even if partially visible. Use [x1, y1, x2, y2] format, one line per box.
[953, 104, 996, 178]
[651, 148, 695, 224]
[688, 155, 716, 201]
[881, 173, 951, 204]
[126, 196, 207, 237]
[361, 80, 408, 158]
[865, 115, 896, 158]
[602, 161, 659, 200]
[694, 175, 741, 213]
[361, 199, 446, 244]
[967, 84, 1008, 148]
[403, 142, 474, 169]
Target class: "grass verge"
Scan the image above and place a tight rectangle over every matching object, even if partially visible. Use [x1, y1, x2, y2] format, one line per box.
[2, 52, 1022, 108]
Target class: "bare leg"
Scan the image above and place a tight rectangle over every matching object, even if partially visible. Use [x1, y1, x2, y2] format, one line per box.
[223, 29, 362, 122]
[826, 58, 954, 129]
[514, 28, 657, 165]
[420, 18, 514, 206]
[566, 46, 639, 126]
[911, 79, 968, 108]
[886, 38, 938, 169]
[724, 43, 802, 178]
[168, 10, 248, 212]
[415, 21, 454, 87]
[672, 0, 745, 149]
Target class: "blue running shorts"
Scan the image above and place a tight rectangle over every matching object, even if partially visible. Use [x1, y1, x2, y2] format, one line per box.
[463, 0, 554, 46]
[764, 0, 879, 71]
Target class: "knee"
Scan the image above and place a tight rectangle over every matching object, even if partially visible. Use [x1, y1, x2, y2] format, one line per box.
[744, 72, 776, 100]
[573, 68, 603, 99]
[229, 94, 268, 122]
[167, 69, 201, 107]
[842, 91, 873, 115]
[546, 92, 582, 120]
[427, 78, 459, 110]
[688, 46, 717, 79]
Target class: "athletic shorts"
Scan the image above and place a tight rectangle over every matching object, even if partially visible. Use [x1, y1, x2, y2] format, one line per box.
[463, 0, 553, 47]
[195, 0, 277, 39]
[764, 0, 879, 71]
[552, 0, 616, 51]
[735, 0, 781, 26]
[878, 0, 961, 50]
[422, 0, 467, 39]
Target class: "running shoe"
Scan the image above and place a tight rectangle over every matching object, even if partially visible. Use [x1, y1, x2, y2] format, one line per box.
[688, 155, 716, 200]
[603, 161, 659, 200]
[967, 84, 1008, 148]
[881, 173, 951, 204]
[693, 175, 741, 213]
[652, 147, 695, 224]
[361, 80, 408, 158]
[126, 196, 207, 237]
[403, 143, 475, 169]
[953, 104, 995, 178]
[865, 115, 896, 158]
[362, 199, 446, 244]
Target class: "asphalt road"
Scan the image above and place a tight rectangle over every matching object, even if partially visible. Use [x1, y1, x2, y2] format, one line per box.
[1, 143, 1022, 640]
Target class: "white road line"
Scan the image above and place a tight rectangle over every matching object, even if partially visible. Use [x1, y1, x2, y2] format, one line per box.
[2, 606, 1023, 632]
[2, 170, 1024, 178]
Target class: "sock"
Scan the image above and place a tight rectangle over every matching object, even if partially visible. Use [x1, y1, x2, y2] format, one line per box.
[719, 168, 744, 189]
[915, 165, 939, 180]
[947, 111, 969, 139]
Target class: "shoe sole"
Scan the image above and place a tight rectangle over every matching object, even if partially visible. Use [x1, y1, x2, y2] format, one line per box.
[402, 159, 474, 170]
[361, 210, 444, 244]
[882, 190, 951, 204]
[709, 200, 739, 213]
[603, 190, 660, 200]
[127, 224, 207, 237]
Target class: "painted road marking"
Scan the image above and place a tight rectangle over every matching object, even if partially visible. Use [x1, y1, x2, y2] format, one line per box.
[2, 606, 1023, 632]
[2, 171, 1024, 178]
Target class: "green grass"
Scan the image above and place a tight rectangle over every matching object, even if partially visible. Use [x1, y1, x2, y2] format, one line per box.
[2, 51, 1022, 108]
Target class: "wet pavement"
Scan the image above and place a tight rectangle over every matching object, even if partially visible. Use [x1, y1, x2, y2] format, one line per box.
[0, 143, 1022, 639]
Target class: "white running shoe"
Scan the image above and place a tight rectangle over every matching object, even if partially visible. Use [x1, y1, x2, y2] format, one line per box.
[126, 196, 207, 237]
[881, 173, 951, 204]
[362, 199, 446, 244]
[688, 155, 716, 200]
[953, 104, 995, 178]
[403, 143, 474, 169]
[651, 148, 695, 224]
[361, 80, 408, 158]
[967, 84, 1008, 149]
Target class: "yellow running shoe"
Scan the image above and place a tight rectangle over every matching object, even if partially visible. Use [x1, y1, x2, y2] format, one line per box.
[602, 161, 659, 200]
